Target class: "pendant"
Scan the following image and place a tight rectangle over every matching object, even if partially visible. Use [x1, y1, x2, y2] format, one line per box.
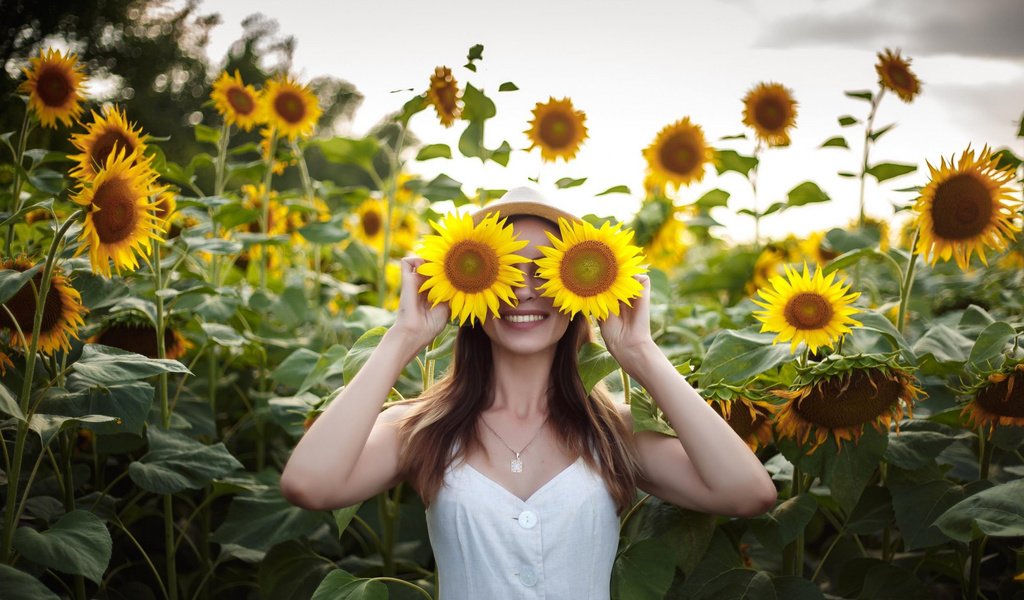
[511, 453, 523, 473]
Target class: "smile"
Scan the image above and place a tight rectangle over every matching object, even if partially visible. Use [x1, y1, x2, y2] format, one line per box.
[504, 314, 547, 323]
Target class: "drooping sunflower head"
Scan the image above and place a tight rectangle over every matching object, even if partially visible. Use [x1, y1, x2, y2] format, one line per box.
[91, 317, 192, 360]
[69, 106, 148, 181]
[773, 357, 921, 452]
[742, 82, 798, 147]
[876, 48, 921, 103]
[416, 212, 530, 326]
[0, 351, 12, 376]
[427, 66, 462, 128]
[913, 145, 1021, 270]
[211, 70, 262, 131]
[535, 218, 647, 320]
[19, 48, 88, 128]
[962, 363, 1024, 432]
[709, 393, 777, 452]
[262, 75, 321, 140]
[70, 148, 166, 277]
[753, 263, 862, 354]
[0, 257, 88, 355]
[525, 97, 589, 163]
[643, 117, 713, 190]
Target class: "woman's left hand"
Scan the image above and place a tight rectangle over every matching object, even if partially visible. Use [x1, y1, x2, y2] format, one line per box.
[598, 274, 657, 373]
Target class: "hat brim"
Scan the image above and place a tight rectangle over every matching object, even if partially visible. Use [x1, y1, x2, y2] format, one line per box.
[471, 200, 580, 227]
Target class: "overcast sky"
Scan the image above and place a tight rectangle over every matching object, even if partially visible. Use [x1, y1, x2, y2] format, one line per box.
[203, 0, 1024, 243]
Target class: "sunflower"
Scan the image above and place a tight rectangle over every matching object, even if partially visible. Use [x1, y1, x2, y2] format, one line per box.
[71, 148, 165, 277]
[392, 209, 420, 256]
[262, 75, 321, 140]
[383, 261, 402, 311]
[427, 66, 461, 127]
[746, 242, 798, 295]
[153, 191, 176, 228]
[643, 118, 713, 190]
[348, 198, 387, 252]
[913, 146, 1021, 270]
[742, 82, 798, 147]
[0, 258, 87, 354]
[962, 363, 1024, 431]
[632, 197, 688, 272]
[852, 216, 892, 253]
[753, 263, 862, 354]
[876, 48, 921, 103]
[19, 48, 87, 128]
[711, 397, 777, 452]
[69, 107, 148, 181]
[525, 97, 589, 163]
[92, 320, 191, 360]
[211, 70, 262, 131]
[535, 218, 647, 320]
[774, 357, 920, 452]
[799, 231, 839, 266]
[416, 212, 529, 326]
[239, 184, 299, 270]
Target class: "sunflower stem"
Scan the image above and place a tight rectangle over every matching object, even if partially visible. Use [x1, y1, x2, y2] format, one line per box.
[880, 460, 893, 562]
[378, 124, 406, 308]
[4, 108, 32, 256]
[750, 143, 762, 249]
[258, 129, 279, 292]
[210, 123, 231, 288]
[965, 429, 994, 600]
[858, 88, 885, 228]
[1, 208, 83, 563]
[896, 229, 920, 335]
[620, 369, 632, 405]
[291, 139, 321, 307]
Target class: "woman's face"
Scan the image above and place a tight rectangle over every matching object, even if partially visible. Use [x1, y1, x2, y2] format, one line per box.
[482, 216, 571, 355]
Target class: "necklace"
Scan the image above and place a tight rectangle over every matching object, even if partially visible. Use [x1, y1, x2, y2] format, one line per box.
[479, 415, 548, 473]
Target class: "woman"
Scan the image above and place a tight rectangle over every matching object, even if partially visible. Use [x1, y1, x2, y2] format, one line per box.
[281, 187, 776, 598]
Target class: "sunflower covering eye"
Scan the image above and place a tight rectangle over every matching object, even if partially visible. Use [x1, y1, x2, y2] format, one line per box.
[70, 148, 166, 277]
[416, 212, 530, 326]
[875, 48, 921, 103]
[535, 218, 647, 320]
[19, 48, 88, 128]
[262, 75, 322, 140]
[211, 70, 262, 131]
[0, 257, 88, 355]
[753, 263, 861, 354]
[913, 145, 1021, 271]
[427, 66, 462, 128]
[742, 82, 798, 147]
[69, 107, 148, 181]
[525, 97, 589, 163]
[643, 118, 713, 190]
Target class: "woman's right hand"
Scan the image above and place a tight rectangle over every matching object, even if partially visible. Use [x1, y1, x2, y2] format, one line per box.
[390, 256, 450, 351]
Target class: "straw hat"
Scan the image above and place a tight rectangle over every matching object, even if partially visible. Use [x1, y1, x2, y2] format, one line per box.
[471, 186, 581, 226]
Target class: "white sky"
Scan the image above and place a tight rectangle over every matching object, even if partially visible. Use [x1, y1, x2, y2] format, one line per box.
[202, 0, 1024, 244]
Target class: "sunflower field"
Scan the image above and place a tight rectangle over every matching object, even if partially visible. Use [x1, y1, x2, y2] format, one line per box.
[1, 27, 1024, 600]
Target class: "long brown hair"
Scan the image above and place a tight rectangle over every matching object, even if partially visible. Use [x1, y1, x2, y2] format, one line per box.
[397, 315, 640, 512]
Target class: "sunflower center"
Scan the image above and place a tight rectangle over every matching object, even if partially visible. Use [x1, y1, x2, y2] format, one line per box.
[539, 113, 575, 149]
[794, 369, 901, 428]
[445, 240, 499, 293]
[783, 292, 833, 330]
[91, 130, 137, 170]
[227, 87, 256, 115]
[36, 66, 73, 107]
[98, 323, 175, 359]
[274, 91, 307, 124]
[930, 173, 993, 241]
[659, 135, 700, 177]
[715, 402, 770, 440]
[0, 271, 65, 338]
[92, 177, 140, 244]
[560, 240, 618, 296]
[887, 65, 913, 90]
[361, 210, 382, 237]
[754, 98, 787, 131]
[975, 372, 1024, 418]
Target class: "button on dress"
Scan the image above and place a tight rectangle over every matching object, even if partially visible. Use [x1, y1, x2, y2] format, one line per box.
[425, 457, 620, 599]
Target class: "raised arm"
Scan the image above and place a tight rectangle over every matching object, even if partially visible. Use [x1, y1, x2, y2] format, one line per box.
[280, 257, 449, 510]
[599, 276, 777, 518]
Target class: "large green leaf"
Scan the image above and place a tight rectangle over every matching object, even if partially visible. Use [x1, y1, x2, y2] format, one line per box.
[296, 344, 348, 394]
[40, 381, 153, 435]
[889, 479, 967, 550]
[691, 569, 775, 600]
[912, 324, 972, 372]
[865, 162, 916, 182]
[333, 503, 362, 538]
[28, 413, 118, 447]
[0, 380, 25, 421]
[786, 181, 830, 206]
[630, 390, 675, 437]
[211, 485, 328, 561]
[612, 538, 679, 600]
[311, 569, 388, 600]
[0, 564, 60, 599]
[298, 217, 349, 244]
[316, 136, 379, 171]
[343, 327, 388, 385]
[13, 510, 111, 584]
[966, 321, 1016, 374]
[837, 559, 930, 599]
[272, 348, 322, 389]
[0, 262, 43, 305]
[257, 541, 337, 600]
[884, 430, 959, 470]
[578, 343, 620, 394]
[771, 576, 825, 600]
[128, 427, 243, 494]
[415, 143, 452, 161]
[72, 344, 191, 384]
[750, 494, 817, 552]
[714, 150, 758, 178]
[935, 478, 1024, 541]
[830, 427, 888, 514]
[698, 330, 793, 385]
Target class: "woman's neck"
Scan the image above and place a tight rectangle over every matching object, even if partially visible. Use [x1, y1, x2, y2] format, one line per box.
[488, 345, 555, 419]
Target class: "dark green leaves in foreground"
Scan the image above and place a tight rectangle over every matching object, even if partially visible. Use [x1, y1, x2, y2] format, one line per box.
[129, 427, 243, 494]
[13, 510, 112, 584]
[935, 478, 1024, 541]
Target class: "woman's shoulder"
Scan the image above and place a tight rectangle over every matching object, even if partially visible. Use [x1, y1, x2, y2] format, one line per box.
[614, 401, 633, 428]
[379, 398, 423, 423]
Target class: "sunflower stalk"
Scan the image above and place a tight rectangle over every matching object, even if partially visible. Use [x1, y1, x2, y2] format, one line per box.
[258, 129, 279, 292]
[1, 207, 83, 563]
[4, 108, 32, 256]
[896, 229, 920, 335]
[967, 429, 995, 600]
[857, 89, 884, 228]
[290, 139, 320, 306]
[750, 143, 763, 249]
[379, 125, 407, 308]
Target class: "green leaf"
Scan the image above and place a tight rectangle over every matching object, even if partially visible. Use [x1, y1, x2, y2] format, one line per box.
[419, 173, 467, 203]
[838, 115, 859, 127]
[966, 321, 1016, 373]
[333, 504, 362, 538]
[865, 162, 916, 183]
[913, 324, 972, 372]
[490, 140, 512, 166]
[750, 494, 817, 551]
[839, 559, 930, 599]
[597, 185, 631, 196]
[461, 83, 496, 121]
[831, 427, 888, 514]
[398, 94, 427, 125]
[577, 343, 620, 394]
[694, 568, 776, 599]
[40, 382, 153, 436]
[695, 189, 731, 209]
[72, 344, 191, 384]
[498, 81, 519, 92]
[28, 413, 118, 447]
[129, 427, 243, 494]
[714, 150, 758, 178]
[194, 123, 221, 145]
[257, 541, 336, 600]
[0, 262, 43, 305]
[868, 123, 896, 141]
[555, 177, 587, 189]
[884, 431, 958, 470]
[296, 345, 348, 395]
[343, 327, 388, 385]
[26, 168, 65, 196]
[630, 390, 675, 437]
[935, 478, 1024, 541]
[612, 538, 679, 600]
[0, 564, 60, 599]
[0, 381, 26, 421]
[698, 330, 794, 385]
[786, 181, 830, 206]
[298, 218, 349, 244]
[464, 43, 484, 71]
[845, 90, 874, 101]
[846, 486, 894, 535]
[889, 479, 967, 549]
[272, 348, 322, 389]
[820, 136, 849, 149]
[0, 199, 55, 228]
[201, 322, 246, 347]
[13, 510, 111, 584]
[316, 136, 379, 171]
[415, 143, 452, 161]
[311, 569, 388, 600]
[211, 485, 328, 561]
[771, 576, 825, 600]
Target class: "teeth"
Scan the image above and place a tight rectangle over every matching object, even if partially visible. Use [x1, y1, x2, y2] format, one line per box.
[505, 314, 545, 323]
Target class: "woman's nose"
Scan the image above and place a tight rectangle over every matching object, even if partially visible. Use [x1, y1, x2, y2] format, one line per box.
[514, 269, 539, 302]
